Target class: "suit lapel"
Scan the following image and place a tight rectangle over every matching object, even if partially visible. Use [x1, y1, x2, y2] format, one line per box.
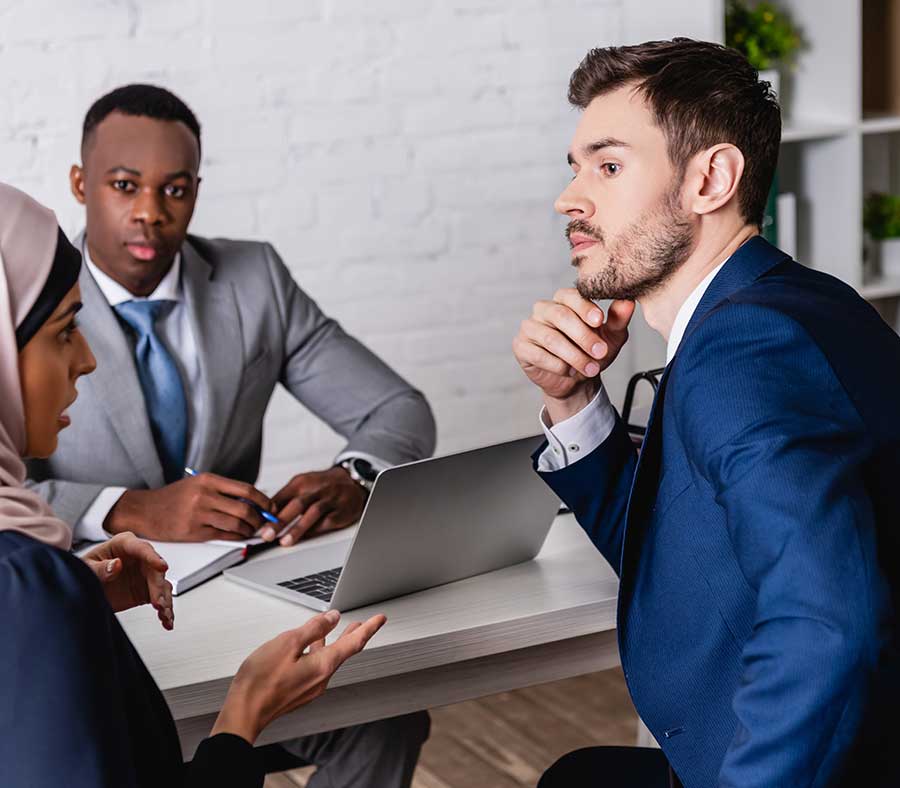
[77, 260, 166, 488]
[180, 240, 244, 472]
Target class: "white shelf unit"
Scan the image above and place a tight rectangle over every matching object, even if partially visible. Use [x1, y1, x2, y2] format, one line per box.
[623, 0, 900, 328]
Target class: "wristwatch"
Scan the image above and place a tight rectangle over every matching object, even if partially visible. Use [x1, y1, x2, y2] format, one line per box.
[339, 457, 378, 493]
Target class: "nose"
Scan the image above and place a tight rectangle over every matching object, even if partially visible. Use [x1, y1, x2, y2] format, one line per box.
[554, 177, 595, 219]
[73, 332, 97, 379]
[131, 186, 167, 227]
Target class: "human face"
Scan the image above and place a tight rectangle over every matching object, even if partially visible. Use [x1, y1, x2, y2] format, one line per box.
[555, 86, 695, 301]
[70, 112, 201, 296]
[18, 284, 96, 458]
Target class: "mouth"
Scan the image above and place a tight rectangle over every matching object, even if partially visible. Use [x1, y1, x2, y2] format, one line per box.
[124, 240, 163, 262]
[57, 394, 77, 429]
[569, 234, 600, 254]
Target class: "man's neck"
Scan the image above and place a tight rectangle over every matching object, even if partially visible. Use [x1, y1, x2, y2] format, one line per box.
[640, 223, 758, 342]
[85, 240, 174, 298]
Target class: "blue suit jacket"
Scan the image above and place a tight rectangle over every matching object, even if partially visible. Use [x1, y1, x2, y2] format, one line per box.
[538, 237, 900, 787]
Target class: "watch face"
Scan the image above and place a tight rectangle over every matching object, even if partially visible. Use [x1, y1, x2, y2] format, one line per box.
[354, 459, 378, 482]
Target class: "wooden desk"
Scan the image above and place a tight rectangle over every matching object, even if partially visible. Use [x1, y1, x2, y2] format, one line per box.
[118, 514, 621, 758]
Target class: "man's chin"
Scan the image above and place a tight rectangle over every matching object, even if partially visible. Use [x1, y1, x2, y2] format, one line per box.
[576, 271, 642, 302]
[576, 277, 609, 301]
[575, 264, 612, 300]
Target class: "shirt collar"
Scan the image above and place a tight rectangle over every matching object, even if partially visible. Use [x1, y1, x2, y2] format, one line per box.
[666, 257, 728, 365]
[82, 239, 182, 307]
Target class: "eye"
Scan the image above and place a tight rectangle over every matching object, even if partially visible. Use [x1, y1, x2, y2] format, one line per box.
[164, 184, 186, 199]
[600, 162, 622, 177]
[60, 319, 79, 344]
[112, 179, 136, 193]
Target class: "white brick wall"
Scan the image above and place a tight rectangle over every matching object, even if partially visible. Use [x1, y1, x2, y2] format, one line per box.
[0, 0, 666, 492]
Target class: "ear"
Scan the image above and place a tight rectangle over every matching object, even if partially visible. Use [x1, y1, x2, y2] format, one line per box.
[69, 164, 86, 205]
[688, 143, 745, 217]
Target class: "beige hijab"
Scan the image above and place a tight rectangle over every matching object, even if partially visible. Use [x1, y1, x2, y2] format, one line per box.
[0, 183, 73, 549]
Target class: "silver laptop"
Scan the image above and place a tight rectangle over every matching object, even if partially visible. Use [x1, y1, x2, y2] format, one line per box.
[224, 435, 559, 611]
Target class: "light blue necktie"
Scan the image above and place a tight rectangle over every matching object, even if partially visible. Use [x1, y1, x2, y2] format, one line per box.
[114, 300, 187, 483]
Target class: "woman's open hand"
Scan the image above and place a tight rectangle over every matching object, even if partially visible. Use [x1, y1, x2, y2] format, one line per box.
[213, 610, 386, 744]
[82, 532, 174, 630]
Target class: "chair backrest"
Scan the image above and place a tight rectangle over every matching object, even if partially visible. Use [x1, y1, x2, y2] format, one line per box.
[621, 367, 666, 447]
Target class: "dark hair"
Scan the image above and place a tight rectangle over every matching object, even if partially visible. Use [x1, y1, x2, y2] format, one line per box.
[568, 38, 780, 228]
[82, 84, 202, 157]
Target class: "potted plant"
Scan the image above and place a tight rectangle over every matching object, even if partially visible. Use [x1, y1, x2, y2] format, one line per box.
[725, 0, 804, 107]
[864, 193, 900, 280]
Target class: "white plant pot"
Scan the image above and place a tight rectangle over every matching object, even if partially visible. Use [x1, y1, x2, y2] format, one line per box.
[878, 238, 900, 280]
[758, 68, 780, 101]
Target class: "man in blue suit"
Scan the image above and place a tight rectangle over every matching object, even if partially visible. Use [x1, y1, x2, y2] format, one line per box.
[513, 39, 900, 787]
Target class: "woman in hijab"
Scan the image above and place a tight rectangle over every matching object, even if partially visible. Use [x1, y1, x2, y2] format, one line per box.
[0, 182, 385, 787]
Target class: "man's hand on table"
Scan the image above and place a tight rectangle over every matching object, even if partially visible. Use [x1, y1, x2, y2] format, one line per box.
[104, 473, 276, 542]
[268, 466, 367, 547]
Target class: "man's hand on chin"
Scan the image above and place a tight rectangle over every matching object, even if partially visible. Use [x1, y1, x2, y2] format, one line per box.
[513, 290, 634, 424]
[268, 467, 366, 546]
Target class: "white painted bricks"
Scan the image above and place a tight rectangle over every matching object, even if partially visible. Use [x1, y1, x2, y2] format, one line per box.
[0, 0, 646, 491]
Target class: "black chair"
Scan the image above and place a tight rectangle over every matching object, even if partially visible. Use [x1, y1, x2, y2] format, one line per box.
[621, 367, 665, 445]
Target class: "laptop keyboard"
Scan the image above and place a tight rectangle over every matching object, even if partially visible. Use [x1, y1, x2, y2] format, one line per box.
[278, 567, 343, 602]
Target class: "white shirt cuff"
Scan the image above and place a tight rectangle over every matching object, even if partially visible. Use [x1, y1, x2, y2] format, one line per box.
[537, 386, 617, 472]
[333, 450, 391, 473]
[73, 486, 127, 543]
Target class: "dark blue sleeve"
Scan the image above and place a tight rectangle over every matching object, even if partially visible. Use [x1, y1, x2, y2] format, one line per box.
[0, 533, 140, 788]
[0, 532, 265, 788]
[534, 415, 637, 574]
[674, 303, 885, 788]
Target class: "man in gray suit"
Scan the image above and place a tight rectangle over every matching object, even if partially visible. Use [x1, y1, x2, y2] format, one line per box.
[27, 84, 434, 787]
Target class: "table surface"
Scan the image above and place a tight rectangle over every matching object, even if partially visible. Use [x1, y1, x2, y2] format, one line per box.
[119, 513, 621, 754]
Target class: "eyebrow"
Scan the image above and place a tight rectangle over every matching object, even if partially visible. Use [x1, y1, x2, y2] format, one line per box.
[105, 166, 141, 177]
[164, 170, 195, 182]
[567, 137, 631, 166]
[104, 166, 194, 182]
[54, 301, 83, 321]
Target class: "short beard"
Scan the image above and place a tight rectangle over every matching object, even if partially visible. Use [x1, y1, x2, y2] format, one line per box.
[574, 185, 694, 301]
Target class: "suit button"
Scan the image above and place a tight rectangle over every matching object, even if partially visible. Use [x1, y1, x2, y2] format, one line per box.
[568, 443, 580, 452]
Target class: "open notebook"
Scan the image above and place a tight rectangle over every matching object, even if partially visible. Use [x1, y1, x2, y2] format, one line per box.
[148, 540, 251, 595]
[150, 527, 296, 594]
[75, 537, 251, 595]
[150, 525, 358, 595]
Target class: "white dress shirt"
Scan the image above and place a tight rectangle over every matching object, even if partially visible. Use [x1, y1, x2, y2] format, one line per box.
[538, 259, 728, 472]
[75, 245, 203, 542]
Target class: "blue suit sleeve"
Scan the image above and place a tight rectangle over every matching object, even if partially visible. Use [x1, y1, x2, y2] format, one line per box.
[534, 415, 637, 574]
[674, 303, 883, 787]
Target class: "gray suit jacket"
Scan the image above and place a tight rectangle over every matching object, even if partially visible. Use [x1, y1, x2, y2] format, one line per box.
[26, 234, 436, 527]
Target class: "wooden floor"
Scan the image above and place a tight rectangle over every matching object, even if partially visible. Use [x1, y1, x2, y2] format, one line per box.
[264, 668, 638, 788]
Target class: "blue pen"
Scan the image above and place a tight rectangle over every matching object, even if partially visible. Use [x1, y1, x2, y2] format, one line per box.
[183, 467, 280, 526]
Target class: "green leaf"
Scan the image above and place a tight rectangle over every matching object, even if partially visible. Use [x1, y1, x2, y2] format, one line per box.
[864, 193, 900, 239]
[725, 0, 804, 69]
